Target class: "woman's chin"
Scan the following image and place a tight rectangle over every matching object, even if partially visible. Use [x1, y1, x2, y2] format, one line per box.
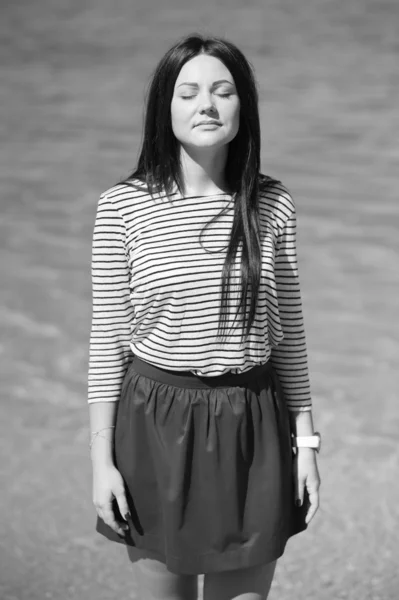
[184, 138, 229, 152]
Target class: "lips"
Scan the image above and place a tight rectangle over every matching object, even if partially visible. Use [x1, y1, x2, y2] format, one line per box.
[195, 121, 221, 126]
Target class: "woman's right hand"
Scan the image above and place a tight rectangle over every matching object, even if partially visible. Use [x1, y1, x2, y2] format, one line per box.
[92, 464, 131, 537]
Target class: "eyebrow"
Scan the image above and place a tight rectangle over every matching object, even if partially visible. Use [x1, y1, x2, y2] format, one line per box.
[177, 79, 235, 88]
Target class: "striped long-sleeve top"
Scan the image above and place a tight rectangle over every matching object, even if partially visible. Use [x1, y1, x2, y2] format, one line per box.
[88, 177, 312, 411]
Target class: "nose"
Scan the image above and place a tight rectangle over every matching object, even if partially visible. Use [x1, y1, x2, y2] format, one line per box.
[198, 92, 217, 114]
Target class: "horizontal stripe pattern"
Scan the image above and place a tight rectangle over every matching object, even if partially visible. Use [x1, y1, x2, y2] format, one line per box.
[88, 178, 312, 411]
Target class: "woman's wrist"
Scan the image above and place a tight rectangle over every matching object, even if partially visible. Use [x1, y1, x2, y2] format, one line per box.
[296, 446, 317, 456]
[288, 409, 315, 437]
[88, 402, 119, 467]
[90, 433, 115, 467]
[88, 401, 118, 466]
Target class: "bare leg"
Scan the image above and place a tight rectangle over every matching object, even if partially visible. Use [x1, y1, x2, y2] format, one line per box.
[127, 547, 198, 600]
[203, 560, 277, 600]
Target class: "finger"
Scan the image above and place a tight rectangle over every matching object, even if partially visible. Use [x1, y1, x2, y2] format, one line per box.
[295, 480, 305, 507]
[292, 456, 302, 506]
[293, 469, 306, 506]
[305, 490, 320, 524]
[99, 502, 127, 536]
[115, 491, 131, 524]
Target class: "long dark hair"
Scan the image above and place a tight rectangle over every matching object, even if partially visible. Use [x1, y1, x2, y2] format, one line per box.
[121, 33, 278, 343]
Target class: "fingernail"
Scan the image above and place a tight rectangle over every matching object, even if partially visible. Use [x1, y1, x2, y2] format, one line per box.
[296, 499, 302, 507]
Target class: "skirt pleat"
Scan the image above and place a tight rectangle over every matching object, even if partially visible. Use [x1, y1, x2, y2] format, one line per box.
[95, 356, 308, 574]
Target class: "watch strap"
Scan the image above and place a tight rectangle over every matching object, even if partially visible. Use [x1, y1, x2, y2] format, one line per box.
[293, 432, 321, 452]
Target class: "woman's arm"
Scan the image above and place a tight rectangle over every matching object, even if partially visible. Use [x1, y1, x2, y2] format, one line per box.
[87, 189, 135, 535]
[290, 407, 321, 525]
[288, 408, 315, 436]
[87, 189, 135, 405]
[270, 188, 320, 522]
[89, 401, 118, 467]
[269, 190, 312, 413]
[89, 398, 130, 536]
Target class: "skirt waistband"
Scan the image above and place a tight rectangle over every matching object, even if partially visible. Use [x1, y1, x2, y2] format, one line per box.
[130, 356, 274, 389]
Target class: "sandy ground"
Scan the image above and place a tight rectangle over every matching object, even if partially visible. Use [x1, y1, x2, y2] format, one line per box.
[1, 0, 399, 598]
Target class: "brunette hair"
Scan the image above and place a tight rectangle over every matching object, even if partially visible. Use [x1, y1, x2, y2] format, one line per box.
[121, 33, 279, 343]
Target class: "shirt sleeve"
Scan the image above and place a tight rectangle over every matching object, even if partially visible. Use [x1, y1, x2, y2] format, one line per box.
[87, 192, 135, 404]
[270, 199, 312, 412]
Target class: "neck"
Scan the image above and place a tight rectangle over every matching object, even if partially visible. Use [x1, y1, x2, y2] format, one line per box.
[177, 145, 230, 197]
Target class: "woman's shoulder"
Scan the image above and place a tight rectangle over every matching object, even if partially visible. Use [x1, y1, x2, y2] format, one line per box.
[258, 173, 295, 217]
[101, 177, 149, 197]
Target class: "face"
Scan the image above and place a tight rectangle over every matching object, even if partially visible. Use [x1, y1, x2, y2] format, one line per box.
[170, 54, 240, 151]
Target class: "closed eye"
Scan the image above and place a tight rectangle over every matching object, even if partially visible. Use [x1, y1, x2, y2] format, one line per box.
[180, 93, 232, 100]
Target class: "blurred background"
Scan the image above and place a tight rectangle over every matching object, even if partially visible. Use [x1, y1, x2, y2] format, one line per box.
[1, 0, 398, 598]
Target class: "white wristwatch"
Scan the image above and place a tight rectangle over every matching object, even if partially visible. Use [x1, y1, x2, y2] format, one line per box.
[292, 431, 321, 453]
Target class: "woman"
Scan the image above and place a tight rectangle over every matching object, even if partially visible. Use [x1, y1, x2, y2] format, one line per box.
[88, 33, 321, 600]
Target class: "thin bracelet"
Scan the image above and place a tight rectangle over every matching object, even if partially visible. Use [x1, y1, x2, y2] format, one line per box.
[89, 426, 115, 450]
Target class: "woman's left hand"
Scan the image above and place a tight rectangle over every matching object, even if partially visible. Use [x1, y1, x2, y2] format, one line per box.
[293, 448, 321, 524]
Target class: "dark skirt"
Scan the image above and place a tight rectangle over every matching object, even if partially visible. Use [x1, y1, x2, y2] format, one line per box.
[95, 356, 308, 574]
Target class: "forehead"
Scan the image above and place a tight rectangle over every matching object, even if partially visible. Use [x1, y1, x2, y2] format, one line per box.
[175, 55, 234, 85]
